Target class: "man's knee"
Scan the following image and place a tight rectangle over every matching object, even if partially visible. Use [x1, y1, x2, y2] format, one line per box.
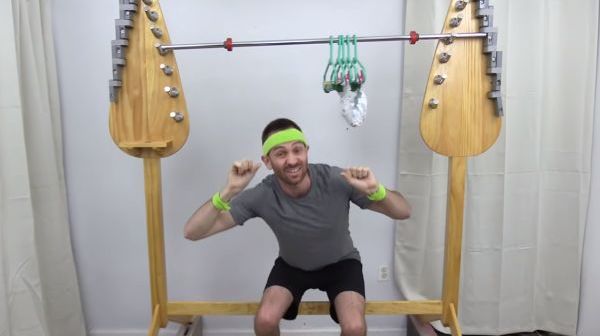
[340, 318, 366, 336]
[254, 309, 281, 334]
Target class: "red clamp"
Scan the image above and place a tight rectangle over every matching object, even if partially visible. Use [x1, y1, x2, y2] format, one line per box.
[224, 37, 233, 51]
[409, 31, 419, 45]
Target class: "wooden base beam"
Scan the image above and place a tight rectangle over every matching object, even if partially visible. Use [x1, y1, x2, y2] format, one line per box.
[167, 300, 443, 316]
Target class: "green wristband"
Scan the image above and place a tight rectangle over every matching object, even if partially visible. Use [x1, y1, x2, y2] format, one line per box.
[367, 184, 387, 201]
[211, 192, 231, 211]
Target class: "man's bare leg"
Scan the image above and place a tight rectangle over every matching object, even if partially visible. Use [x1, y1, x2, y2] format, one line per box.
[254, 286, 294, 336]
[334, 291, 366, 336]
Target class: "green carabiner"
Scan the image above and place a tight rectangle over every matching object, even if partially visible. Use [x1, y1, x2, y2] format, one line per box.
[354, 35, 367, 87]
[322, 36, 335, 93]
[349, 35, 358, 88]
[340, 35, 349, 86]
[332, 35, 345, 92]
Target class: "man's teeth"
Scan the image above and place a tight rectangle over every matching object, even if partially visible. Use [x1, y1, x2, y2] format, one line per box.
[287, 167, 301, 173]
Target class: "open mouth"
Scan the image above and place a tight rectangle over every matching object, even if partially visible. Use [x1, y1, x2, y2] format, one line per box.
[286, 166, 302, 177]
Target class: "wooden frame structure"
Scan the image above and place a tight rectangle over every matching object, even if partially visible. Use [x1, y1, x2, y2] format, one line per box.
[108, 1, 502, 335]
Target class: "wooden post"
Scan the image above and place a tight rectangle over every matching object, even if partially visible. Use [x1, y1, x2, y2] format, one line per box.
[143, 154, 168, 327]
[441, 157, 467, 327]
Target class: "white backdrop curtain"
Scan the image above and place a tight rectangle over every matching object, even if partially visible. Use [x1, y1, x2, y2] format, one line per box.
[395, 0, 598, 335]
[0, 0, 86, 335]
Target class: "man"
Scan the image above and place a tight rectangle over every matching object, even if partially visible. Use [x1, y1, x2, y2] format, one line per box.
[184, 118, 411, 336]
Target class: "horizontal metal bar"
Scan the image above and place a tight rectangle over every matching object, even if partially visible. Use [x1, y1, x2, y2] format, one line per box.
[159, 33, 487, 52]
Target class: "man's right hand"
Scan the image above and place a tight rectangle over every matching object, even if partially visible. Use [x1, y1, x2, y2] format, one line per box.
[222, 160, 261, 200]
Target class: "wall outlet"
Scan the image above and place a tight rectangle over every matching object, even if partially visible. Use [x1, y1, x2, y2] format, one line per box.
[378, 265, 390, 281]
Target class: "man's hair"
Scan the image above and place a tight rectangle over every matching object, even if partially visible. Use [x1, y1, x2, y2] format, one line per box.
[261, 118, 303, 144]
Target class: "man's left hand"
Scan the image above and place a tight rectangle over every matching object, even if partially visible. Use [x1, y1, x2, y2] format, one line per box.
[341, 167, 379, 195]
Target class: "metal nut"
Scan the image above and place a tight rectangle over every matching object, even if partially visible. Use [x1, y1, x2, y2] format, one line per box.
[434, 74, 447, 85]
[151, 27, 163, 38]
[439, 52, 451, 63]
[169, 111, 184, 122]
[429, 98, 439, 109]
[455, 0, 467, 11]
[164, 86, 179, 97]
[160, 64, 173, 76]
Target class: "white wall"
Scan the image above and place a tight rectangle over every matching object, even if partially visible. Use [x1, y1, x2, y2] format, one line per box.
[51, 0, 407, 334]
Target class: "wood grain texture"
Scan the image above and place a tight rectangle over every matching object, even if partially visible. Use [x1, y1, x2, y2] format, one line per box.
[144, 156, 168, 327]
[441, 157, 466, 326]
[448, 303, 462, 336]
[109, 1, 189, 158]
[167, 300, 443, 316]
[420, 0, 501, 157]
[148, 305, 160, 336]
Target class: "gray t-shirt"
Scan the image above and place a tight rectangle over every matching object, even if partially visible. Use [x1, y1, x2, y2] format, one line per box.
[229, 163, 373, 271]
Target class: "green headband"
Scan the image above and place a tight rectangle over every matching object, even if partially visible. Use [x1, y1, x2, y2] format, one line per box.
[262, 128, 308, 156]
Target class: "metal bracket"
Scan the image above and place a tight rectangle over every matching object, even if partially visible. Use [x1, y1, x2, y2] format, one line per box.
[112, 64, 123, 81]
[487, 51, 502, 74]
[476, 0, 490, 9]
[483, 29, 497, 53]
[488, 90, 503, 117]
[116, 23, 130, 40]
[113, 58, 127, 67]
[115, 19, 134, 29]
[109, 80, 123, 102]
[111, 39, 129, 59]
[490, 74, 502, 92]
[477, 7, 494, 29]
[119, 4, 138, 20]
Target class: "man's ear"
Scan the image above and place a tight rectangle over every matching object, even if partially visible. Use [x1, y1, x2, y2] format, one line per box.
[261, 155, 273, 170]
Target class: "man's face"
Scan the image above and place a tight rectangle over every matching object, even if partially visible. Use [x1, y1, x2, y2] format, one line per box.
[262, 141, 309, 186]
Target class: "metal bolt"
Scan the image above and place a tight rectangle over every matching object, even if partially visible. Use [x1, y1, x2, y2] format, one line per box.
[155, 43, 169, 55]
[164, 86, 179, 97]
[449, 15, 463, 28]
[434, 74, 448, 85]
[151, 27, 163, 38]
[439, 52, 452, 63]
[455, 0, 467, 11]
[160, 64, 173, 76]
[143, 0, 153, 5]
[429, 98, 439, 109]
[144, 6, 159, 21]
[169, 111, 184, 122]
[441, 36, 455, 45]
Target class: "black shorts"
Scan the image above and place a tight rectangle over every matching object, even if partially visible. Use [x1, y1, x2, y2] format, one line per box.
[264, 257, 365, 323]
